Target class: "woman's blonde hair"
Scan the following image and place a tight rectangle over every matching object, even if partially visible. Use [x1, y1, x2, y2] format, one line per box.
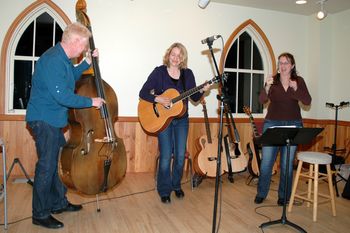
[163, 42, 188, 69]
[61, 22, 91, 43]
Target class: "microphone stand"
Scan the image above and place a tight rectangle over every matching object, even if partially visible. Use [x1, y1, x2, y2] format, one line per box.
[204, 39, 230, 233]
[325, 101, 350, 196]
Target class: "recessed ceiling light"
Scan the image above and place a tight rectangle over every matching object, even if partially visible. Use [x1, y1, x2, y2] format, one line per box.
[296, 0, 307, 4]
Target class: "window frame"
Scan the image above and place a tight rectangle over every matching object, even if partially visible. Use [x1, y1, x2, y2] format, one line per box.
[1, 1, 70, 116]
[219, 19, 276, 116]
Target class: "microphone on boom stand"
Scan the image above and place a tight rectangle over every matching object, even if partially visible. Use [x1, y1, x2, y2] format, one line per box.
[201, 35, 221, 45]
[201, 34, 226, 233]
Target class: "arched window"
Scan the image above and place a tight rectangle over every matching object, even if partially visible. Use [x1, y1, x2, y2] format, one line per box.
[220, 19, 276, 114]
[1, 1, 70, 115]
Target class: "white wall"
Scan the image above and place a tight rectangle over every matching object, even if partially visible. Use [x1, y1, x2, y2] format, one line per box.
[0, 0, 348, 120]
[330, 9, 350, 121]
[306, 8, 350, 121]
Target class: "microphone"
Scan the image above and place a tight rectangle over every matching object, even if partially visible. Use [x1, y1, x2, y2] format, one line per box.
[201, 35, 221, 44]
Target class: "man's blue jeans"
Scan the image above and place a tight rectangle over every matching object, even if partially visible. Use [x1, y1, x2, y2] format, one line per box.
[28, 121, 68, 219]
[157, 117, 188, 197]
[257, 119, 303, 201]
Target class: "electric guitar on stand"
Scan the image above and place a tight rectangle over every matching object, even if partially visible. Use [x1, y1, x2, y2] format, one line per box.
[243, 106, 277, 180]
[243, 106, 261, 178]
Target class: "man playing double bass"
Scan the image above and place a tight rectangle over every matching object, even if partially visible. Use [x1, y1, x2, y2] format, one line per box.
[26, 22, 105, 229]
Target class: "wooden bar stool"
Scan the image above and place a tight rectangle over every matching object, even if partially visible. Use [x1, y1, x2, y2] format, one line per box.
[154, 151, 193, 191]
[288, 151, 336, 222]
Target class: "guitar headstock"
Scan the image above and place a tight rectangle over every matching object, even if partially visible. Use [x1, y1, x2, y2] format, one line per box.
[243, 106, 252, 116]
[209, 75, 221, 85]
[243, 105, 260, 137]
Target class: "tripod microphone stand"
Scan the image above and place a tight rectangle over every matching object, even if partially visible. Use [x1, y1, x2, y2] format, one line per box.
[201, 35, 232, 233]
[325, 101, 350, 196]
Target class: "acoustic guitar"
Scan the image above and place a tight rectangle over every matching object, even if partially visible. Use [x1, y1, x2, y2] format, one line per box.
[243, 106, 277, 177]
[193, 101, 247, 178]
[138, 76, 219, 134]
[193, 100, 228, 177]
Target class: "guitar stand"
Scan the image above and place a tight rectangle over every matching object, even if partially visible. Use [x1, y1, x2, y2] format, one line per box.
[192, 172, 205, 188]
[223, 135, 234, 183]
[245, 142, 259, 186]
[246, 175, 256, 185]
[7, 158, 33, 186]
[259, 127, 323, 233]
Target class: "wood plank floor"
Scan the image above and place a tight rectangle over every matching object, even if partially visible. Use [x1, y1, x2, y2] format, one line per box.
[0, 171, 349, 233]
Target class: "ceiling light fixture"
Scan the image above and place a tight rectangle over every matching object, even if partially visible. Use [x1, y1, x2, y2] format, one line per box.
[198, 0, 210, 9]
[316, 0, 328, 20]
[295, 0, 307, 4]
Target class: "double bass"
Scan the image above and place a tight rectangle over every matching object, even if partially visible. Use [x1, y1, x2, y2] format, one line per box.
[58, 1, 127, 195]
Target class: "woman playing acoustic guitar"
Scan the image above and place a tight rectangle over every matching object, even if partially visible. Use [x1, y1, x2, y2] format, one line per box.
[139, 42, 210, 204]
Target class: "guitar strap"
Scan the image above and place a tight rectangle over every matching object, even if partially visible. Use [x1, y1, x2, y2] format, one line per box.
[179, 69, 186, 92]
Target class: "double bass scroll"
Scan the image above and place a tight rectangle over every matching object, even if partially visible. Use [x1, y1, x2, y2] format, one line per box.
[58, 1, 127, 195]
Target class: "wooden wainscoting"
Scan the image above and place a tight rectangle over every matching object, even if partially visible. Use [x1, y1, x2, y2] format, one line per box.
[0, 115, 350, 178]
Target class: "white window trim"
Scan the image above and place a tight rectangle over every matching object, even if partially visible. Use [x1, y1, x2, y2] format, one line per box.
[5, 3, 66, 114]
[223, 25, 274, 115]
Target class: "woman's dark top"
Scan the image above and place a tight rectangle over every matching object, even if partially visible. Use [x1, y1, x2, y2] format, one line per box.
[259, 76, 311, 121]
[139, 65, 203, 118]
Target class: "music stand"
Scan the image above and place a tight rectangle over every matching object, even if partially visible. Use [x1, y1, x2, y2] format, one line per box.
[259, 127, 323, 233]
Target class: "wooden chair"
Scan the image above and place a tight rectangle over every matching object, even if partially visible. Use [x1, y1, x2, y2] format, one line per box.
[288, 151, 336, 222]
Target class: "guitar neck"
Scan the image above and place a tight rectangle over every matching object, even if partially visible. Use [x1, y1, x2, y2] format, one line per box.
[171, 76, 218, 104]
[202, 104, 212, 144]
[172, 83, 206, 104]
[248, 115, 260, 138]
[243, 106, 261, 138]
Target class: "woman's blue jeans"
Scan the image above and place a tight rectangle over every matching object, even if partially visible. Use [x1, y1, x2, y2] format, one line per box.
[28, 121, 68, 219]
[157, 117, 188, 197]
[257, 119, 303, 201]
